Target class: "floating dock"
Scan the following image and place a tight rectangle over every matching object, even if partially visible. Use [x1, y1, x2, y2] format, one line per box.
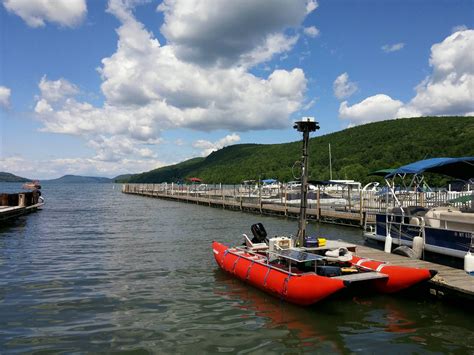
[0, 192, 44, 222]
[122, 184, 373, 227]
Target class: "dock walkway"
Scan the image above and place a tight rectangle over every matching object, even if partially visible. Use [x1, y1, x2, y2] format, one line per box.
[122, 185, 371, 227]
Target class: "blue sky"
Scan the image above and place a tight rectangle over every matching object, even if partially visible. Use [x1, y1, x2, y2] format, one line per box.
[1, 0, 473, 179]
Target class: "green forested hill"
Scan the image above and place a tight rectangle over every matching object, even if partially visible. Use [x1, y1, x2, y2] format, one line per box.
[0, 172, 29, 182]
[128, 116, 474, 184]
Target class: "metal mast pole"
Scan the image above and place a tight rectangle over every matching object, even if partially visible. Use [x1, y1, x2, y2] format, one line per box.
[329, 143, 332, 180]
[294, 117, 319, 247]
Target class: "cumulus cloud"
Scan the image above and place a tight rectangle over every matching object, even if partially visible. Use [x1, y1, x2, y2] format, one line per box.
[452, 25, 467, 33]
[33, 0, 310, 165]
[339, 94, 403, 124]
[340, 29, 474, 125]
[0, 86, 11, 108]
[400, 30, 474, 116]
[381, 42, 405, 53]
[38, 76, 79, 102]
[193, 133, 241, 156]
[306, 0, 318, 14]
[26, 0, 317, 176]
[333, 72, 358, 100]
[88, 135, 157, 162]
[158, 0, 315, 68]
[2, 0, 86, 28]
[303, 26, 319, 38]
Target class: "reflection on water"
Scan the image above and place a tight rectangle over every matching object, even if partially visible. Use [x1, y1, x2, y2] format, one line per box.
[214, 270, 474, 353]
[0, 183, 473, 353]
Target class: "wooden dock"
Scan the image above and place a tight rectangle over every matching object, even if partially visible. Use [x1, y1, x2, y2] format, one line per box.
[0, 192, 44, 223]
[122, 184, 373, 227]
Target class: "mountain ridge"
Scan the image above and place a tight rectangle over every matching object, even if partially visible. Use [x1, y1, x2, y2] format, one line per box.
[125, 116, 474, 184]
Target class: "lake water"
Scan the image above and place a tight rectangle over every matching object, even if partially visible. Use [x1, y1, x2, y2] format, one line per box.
[0, 183, 473, 353]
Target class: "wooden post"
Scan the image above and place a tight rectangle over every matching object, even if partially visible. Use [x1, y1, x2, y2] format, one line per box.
[359, 190, 364, 226]
[348, 186, 352, 212]
[317, 187, 320, 221]
[284, 185, 288, 216]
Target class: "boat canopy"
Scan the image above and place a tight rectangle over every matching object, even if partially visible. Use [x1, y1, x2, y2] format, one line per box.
[188, 177, 202, 182]
[368, 169, 396, 177]
[385, 157, 474, 180]
[309, 180, 359, 186]
[261, 179, 278, 184]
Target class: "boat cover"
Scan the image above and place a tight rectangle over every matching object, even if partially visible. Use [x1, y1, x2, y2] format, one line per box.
[385, 157, 474, 180]
[261, 179, 278, 184]
[368, 169, 396, 177]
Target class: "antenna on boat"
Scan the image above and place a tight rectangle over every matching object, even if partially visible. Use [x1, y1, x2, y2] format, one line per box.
[329, 143, 333, 180]
[293, 117, 320, 247]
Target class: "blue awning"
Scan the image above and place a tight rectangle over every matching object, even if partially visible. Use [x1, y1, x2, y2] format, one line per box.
[386, 157, 474, 180]
[261, 179, 277, 184]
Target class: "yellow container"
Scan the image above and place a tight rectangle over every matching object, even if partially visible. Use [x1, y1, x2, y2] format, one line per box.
[317, 238, 326, 247]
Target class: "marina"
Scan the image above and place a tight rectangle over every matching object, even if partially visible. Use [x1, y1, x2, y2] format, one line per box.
[123, 118, 474, 307]
[2, 0, 474, 352]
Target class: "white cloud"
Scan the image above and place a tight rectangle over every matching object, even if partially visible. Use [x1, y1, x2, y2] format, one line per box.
[2, 0, 86, 28]
[28, 0, 315, 175]
[306, 0, 318, 14]
[157, 0, 311, 68]
[88, 135, 158, 162]
[38, 76, 79, 102]
[381, 42, 405, 53]
[35, 1, 309, 135]
[340, 29, 474, 125]
[0, 86, 11, 108]
[339, 94, 403, 124]
[333, 72, 358, 100]
[303, 26, 319, 38]
[452, 25, 467, 33]
[402, 29, 474, 116]
[193, 133, 241, 156]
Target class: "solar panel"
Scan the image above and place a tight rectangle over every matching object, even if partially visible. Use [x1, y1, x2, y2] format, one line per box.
[275, 249, 325, 263]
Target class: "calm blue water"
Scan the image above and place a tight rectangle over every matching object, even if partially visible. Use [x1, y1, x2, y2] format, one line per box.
[0, 183, 472, 353]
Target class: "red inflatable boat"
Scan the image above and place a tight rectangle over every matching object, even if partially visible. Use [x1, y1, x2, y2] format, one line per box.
[212, 241, 436, 306]
[213, 241, 347, 305]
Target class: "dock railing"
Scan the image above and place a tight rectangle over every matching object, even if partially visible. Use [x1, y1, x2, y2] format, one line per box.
[122, 183, 473, 227]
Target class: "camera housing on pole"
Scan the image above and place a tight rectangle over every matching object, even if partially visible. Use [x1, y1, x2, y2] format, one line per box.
[293, 117, 320, 247]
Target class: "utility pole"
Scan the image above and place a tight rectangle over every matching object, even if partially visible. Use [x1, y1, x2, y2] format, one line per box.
[294, 117, 320, 247]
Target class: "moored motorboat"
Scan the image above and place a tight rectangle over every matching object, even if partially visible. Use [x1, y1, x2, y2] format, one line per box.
[363, 157, 474, 264]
